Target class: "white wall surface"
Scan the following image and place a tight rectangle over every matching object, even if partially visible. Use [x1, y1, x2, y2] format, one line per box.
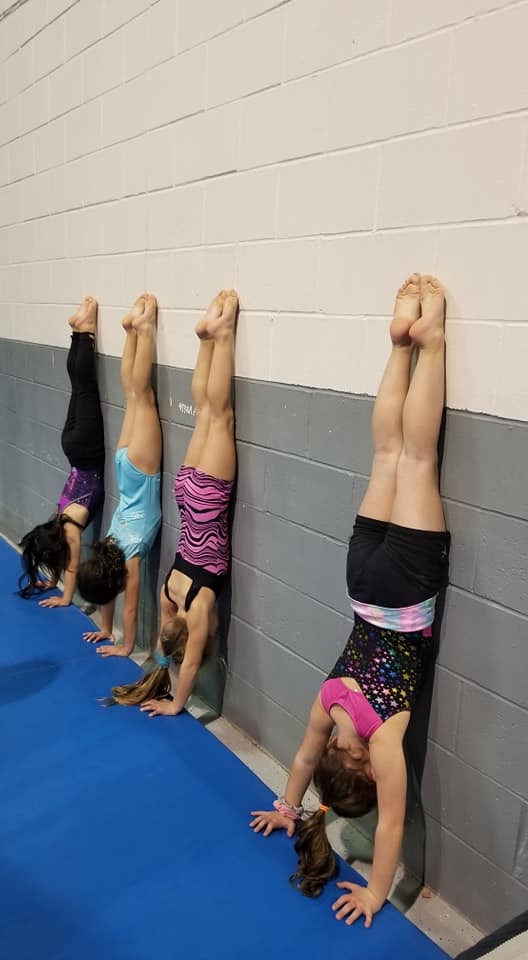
[1, 0, 527, 421]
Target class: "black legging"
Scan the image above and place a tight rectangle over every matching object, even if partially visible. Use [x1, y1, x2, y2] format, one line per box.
[61, 332, 105, 470]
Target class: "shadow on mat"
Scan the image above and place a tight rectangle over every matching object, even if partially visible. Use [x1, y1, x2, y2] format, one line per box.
[0, 659, 61, 705]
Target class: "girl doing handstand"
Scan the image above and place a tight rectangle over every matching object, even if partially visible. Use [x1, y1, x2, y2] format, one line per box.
[78, 294, 162, 659]
[105, 290, 237, 708]
[19, 298, 104, 607]
[251, 274, 449, 929]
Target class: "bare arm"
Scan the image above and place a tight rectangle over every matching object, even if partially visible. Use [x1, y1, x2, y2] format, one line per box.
[163, 614, 208, 715]
[101, 599, 116, 635]
[62, 526, 81, 604]
[250, 694, 333, 835]
[332, 729, 407, 928]
[39, 524, 81, 608]
[84, 598, 116, 642]
[365, 735, 407, 908]
[94, 559, 140, 656]
[119, 558, 141, 655]
[284, 695, 334, 806]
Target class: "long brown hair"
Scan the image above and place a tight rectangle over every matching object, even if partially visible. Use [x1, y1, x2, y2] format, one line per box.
[19, 516, 70, 598]
[291, 743, 377, 897]
[102, 616, 189, 706]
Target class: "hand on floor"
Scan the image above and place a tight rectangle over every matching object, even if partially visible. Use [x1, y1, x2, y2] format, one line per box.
[83, 630, 115, 644]
[39, 596, 70, 608]
[249, 811, 296, 838]
[96, 644, 129, 658]
[332, 883, 382, 928]
[139, 699, 179, 717]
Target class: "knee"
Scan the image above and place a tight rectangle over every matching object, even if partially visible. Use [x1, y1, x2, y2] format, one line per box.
[134, 385, 156, 404]
[372, 450, 401, 477]
[195, 404, 211, 428]
[397, 448, 438, 472]
[211, 408, 234, 432]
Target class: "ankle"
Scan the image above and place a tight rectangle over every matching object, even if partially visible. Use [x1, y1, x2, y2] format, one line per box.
[213, 329, 234, 346]
[419, 330, 445, 352]
[136, 326, 154, 340]
[391, 342, 414, 354]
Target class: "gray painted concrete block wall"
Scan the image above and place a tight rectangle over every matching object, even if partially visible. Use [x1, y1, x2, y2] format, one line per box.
[1, 337, 527, 932]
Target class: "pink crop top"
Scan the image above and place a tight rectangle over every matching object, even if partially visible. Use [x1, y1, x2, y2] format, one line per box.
[320, 678, 383, 741]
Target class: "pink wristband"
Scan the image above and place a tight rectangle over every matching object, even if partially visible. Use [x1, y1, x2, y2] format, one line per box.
[273, 799, 301, 821]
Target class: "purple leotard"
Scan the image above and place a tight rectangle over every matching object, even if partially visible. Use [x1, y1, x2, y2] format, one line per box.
[58, 466, 104, 527]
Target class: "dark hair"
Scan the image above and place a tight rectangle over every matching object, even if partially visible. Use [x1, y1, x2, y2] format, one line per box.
[290, 743, 377, 898]
[18, 516, 70, 598]
[77, 538, 127, 606]
[102, 616, 189, 707]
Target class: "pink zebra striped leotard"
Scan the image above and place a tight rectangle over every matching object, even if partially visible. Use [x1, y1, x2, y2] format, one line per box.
[174, 466, 233, 574]
[165, 466, 234, 611]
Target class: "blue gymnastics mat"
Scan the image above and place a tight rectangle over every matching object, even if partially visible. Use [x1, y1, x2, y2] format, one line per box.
[0, 537, 448, 960]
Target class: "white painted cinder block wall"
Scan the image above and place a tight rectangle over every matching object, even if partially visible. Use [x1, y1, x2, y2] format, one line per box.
[1, 0, 527, 422]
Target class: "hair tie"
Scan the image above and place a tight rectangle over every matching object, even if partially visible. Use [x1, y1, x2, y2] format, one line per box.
[319, 804, 330, 814]
[274, 798, 304, 820]
[154, 651, 171, 669]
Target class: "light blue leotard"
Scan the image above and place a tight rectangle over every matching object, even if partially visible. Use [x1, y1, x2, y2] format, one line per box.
[107, 449, 161, 561]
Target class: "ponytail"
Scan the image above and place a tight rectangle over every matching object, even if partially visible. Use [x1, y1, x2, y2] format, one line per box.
[101, 664, 171, 707]
[102, 615, 189, 707]
[290, 743, 377, 898]
[291, 808, 336, 897]
[77, 538, 127, 606]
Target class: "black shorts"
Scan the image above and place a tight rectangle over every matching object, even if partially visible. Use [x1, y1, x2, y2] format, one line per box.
[346, 515, 450, 608]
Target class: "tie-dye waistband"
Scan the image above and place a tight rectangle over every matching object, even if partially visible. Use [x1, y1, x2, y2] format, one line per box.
[350, 595, 437, 632]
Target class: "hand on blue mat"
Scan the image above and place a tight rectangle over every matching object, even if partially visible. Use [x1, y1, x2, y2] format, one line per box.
[39, 596, 70, 608]
[96, 644, 129, 658]
[249, 810, 296, 838]
[140, 699, 179, 717]
[83, 630, 114, 644]
[332, 882, 382, 929]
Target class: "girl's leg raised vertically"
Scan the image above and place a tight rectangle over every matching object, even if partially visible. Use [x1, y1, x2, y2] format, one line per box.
[183, 292, 228, 470]
[390, 275, 446, 532]
[116, 298, 140, 453]
[357, 274, 420, 522]
[62, 297, 104, 469]
[126, 294, 162, 476]
[196, 290, 238, 483]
